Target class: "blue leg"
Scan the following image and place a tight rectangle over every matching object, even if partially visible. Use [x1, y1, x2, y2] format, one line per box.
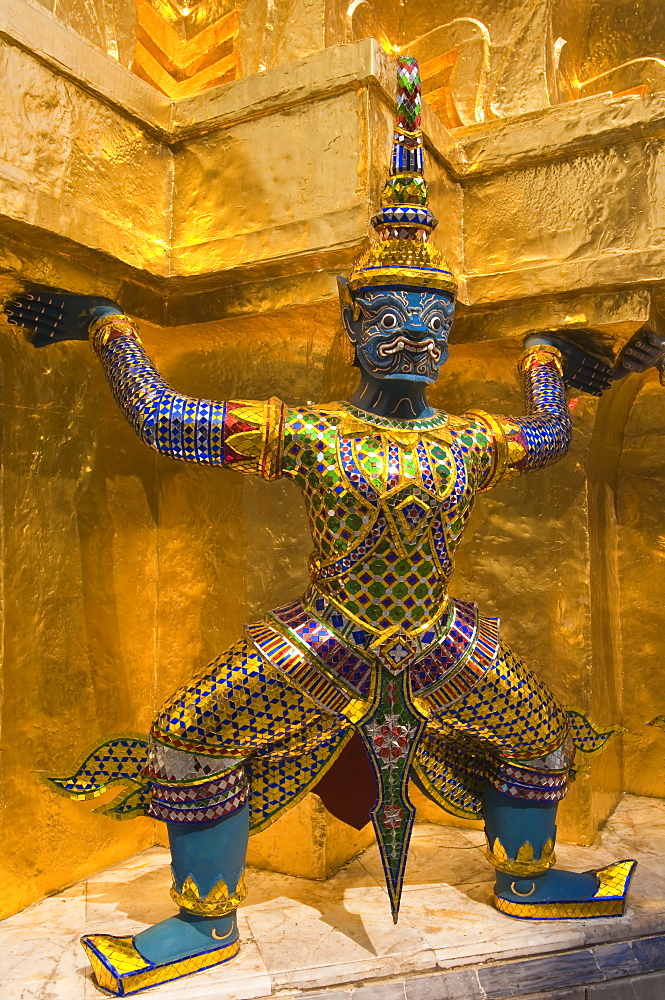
[134, 804, 249, 963]
[80, 803, 249, 995]
[484, 783, 636, 919]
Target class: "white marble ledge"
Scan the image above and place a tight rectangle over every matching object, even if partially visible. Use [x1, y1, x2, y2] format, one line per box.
[2, 794, 665, 1000]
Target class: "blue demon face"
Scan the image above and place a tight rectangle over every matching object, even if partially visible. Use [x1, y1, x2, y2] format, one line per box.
[342, 286, 455, 383]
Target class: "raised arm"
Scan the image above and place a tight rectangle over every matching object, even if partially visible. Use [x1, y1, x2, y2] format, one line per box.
[4, 292, 285, 480]
[467, 343, 574, 490]
[467, 322, 665, 490]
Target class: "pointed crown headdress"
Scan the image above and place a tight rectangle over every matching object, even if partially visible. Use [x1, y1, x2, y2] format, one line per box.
[348, 56, 457, 296]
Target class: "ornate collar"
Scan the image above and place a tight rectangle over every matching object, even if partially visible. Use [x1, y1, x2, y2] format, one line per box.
[325, 402, 458, 448]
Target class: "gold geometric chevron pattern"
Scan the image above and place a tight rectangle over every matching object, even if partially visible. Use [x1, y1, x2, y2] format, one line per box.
[418, 48, 464, 129]
[133, 0, 239, 99]
[171, 872, 248, 916]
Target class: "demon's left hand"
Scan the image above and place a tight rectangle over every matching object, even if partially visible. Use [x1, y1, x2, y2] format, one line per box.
[3, 286, 121, 347]
[523, 332, 613, 397]
[613, 326, 665, 380]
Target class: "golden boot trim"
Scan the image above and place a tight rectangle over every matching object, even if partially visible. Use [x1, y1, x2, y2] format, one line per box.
[486, 836, 556, 877]
[81, 933, 240, 997]
[171, 872, 248, 916]
[493, 860, 637, 920]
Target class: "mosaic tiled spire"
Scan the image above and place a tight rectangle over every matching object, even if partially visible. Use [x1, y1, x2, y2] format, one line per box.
[349, 56, 457, 294]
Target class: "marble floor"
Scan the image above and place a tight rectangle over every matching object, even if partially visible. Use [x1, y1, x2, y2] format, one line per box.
[3, 794, 665, 1000]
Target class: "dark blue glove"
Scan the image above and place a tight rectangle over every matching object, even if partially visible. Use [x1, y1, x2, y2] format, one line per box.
[612, 325, 665, 379]
[523, 331, 613, 396]
[3, 287, 122, 347]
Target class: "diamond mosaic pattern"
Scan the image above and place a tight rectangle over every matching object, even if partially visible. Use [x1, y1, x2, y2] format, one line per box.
[381, 173, 428, 206]
[45, 736, 152, 818]
[396, 56, 422, 130]
[566, 709, 623, 755]
[149, 636, 350, 832]
[249, 723, 349, 832]
[143, 742, 241, 783]
[152, 639, 325, 756]
[426, 644, 570, 759]
[414, 637, 615, 818]
[373, 205, 433, 229]
[148, 766, 249, 823]
[46, 736, 147, 799]
[97, 335, 285, 479]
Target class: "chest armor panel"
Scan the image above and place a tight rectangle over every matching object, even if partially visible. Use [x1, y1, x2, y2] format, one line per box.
[338, 433, 469, 555]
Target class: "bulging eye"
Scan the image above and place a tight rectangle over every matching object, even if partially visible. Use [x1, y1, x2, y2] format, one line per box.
[380, 312, 399, 330]
[430, 316, 443, 332]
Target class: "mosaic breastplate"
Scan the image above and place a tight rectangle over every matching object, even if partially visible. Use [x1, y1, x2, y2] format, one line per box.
[285, 404, 481, 635]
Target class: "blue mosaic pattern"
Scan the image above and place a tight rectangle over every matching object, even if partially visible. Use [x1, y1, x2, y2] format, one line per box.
[95, 334, 283, 478]
[519, 360, 573, 473]
[390, 141, 424, 174]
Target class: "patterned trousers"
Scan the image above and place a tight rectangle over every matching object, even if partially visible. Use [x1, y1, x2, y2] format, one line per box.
[142, 637, 574, 830]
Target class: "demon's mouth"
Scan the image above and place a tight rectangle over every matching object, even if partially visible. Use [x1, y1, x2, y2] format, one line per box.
[376, 335, 442, 363]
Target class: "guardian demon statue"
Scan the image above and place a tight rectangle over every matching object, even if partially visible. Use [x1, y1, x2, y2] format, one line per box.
[5, 58, 664, 997]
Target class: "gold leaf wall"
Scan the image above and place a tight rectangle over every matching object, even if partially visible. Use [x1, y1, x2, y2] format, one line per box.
[2, 0, 665, 919]
[37, 0, 665, 121]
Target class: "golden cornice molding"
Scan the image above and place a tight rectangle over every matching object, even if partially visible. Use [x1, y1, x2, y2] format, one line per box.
[455, 89, 665, 177]
[0, 0, 170, 131]
[8, 0, 665, 165]
[3, 0, 665, 333]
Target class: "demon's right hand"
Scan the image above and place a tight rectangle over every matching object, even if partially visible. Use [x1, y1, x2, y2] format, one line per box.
[3, 288, 122, 347]
[523, 331, 613, 396]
